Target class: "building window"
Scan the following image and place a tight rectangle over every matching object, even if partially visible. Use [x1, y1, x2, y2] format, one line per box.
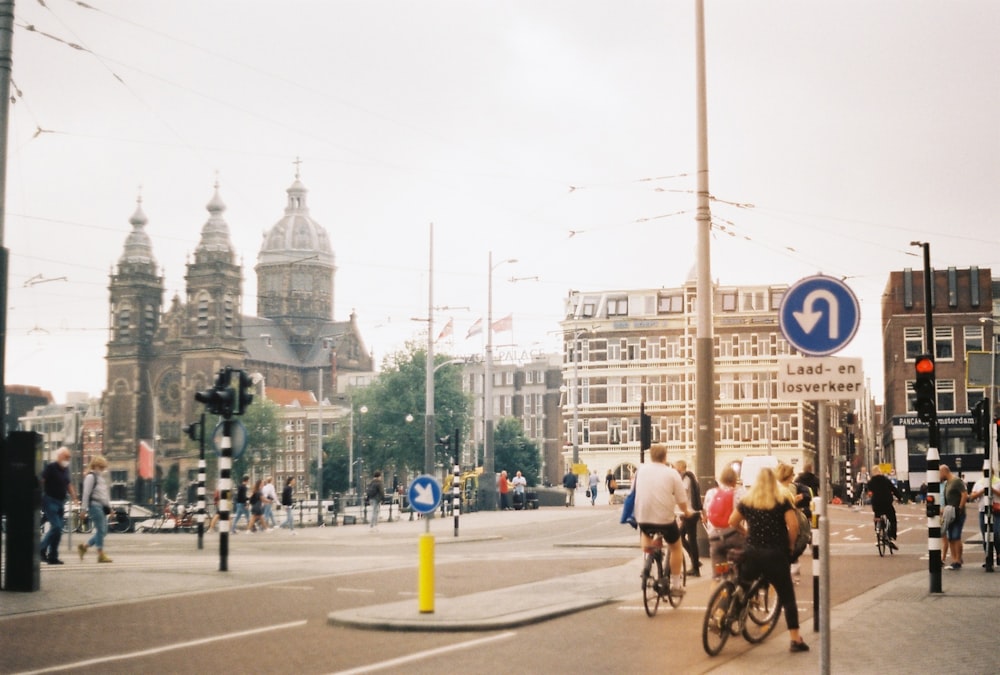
[197, 293, 210, 334]
[658, 294, 683, 313]
[770, 290, 785, 310]
[721, 292, 737, 311]
[607, 298, 628, 317]
[964, 326, 984, 356]
[525, 370, 533, 384]
[934, 327, 954, 361]
[609, 420, 621, 445]
[936, 379, 955, 413]
[967, 389, 986, 413]
[582, 301, 596, 318]
[117, 304, 132, 340]
[742, 291, 765, 311]
[626, 340, 641, 360]
[904, 327, 924, 360]
[143, 303, 156, 339]
[223, 294, 235, 334]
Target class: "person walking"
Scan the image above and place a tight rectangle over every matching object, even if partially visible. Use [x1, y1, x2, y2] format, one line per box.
[498, 470, 511, 510]
[367, 471, 385, 531]
[969, 473, 1000, 566]
[588, 471, 600, 506]
[78, 456, 113, 563]
[562, 469, 578, 507]
[675, 460, 703, 577]
[39, 447, 78, 565]
[940, 464, 967, 570]
[231, 476, 250, 533]
[511, 471, 527, 510]
[248, 479, 268, 533]
[729, 466, 808, 653]
[605, 470, 617, 504]
[262, 476, 278, 529]
[280, 477, 296, 534]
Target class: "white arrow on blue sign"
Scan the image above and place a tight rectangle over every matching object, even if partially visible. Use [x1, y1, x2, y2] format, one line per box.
[408, 475, 442, 514]
[779, 275, 860, 356]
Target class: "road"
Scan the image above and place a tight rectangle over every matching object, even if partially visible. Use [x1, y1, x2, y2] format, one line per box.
[0, 502, 928, 674]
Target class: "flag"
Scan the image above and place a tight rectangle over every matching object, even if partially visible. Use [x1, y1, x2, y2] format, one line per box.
[436, 318, 453, 342]
[491, 313, 513, 333]
[138, 440, 154, 479]
[466, 318, 483, 339]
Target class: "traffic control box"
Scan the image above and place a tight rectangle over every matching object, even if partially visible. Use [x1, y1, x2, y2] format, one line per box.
[2, 431, 42, 592]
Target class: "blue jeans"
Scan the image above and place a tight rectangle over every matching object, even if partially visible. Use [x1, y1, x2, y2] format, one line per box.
[232, 502, 250, 531]
[86, 503, 108, 550]
[370, 500, 381, 528]
[283, 505, 295, 530]
[40, 495, 65, 559]
[264, 503, 276, 527]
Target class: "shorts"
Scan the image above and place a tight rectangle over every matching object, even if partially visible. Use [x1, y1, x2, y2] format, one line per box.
[638, 522, 681, 544]
[945, 507, 966, 541]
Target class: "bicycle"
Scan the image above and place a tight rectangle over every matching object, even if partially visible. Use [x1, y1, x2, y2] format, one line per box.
[874, 513, 893, 557]
[639, 526, 687, 616]
[108, 506, 132, 534]
[61, 504, 94, 534]
[702, 549, 782, 656]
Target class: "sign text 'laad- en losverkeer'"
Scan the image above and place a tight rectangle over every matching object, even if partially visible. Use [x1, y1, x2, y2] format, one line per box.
[776, 356, 864, 401]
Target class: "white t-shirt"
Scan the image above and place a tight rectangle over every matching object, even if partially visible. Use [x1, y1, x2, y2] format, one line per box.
[633, 462, 687, 525]
[970, 476, 999, 512]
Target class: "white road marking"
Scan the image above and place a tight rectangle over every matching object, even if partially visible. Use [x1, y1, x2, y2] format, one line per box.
[14, 620, 308, 674]
[336, 587, 375, 593]
[328, 631, 516, 675]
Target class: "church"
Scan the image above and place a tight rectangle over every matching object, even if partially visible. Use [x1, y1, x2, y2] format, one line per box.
[103, 170, 374, 502]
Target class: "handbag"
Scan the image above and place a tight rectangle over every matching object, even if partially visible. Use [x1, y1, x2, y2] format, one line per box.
[991, 502, 1000, 515]
[620, 489, 637, 529]
[102, 504, 112, 515]
[585, 488, 591, 498]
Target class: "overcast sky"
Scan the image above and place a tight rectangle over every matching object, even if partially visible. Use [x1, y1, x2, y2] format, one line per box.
[5, 0, 999, 404]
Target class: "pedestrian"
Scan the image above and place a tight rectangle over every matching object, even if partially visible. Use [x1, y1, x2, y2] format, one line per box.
[702, 465, 744, 582]
[208, 487, 221, 532]
[940, 464, 968, 570]
[262, 476, 278, 528]
[729, 466, 809, 653]
[675, 460, 703, 577]
[562, 468, 578, 507]
[634, 444, 692, 597]
[367, 470, 385, 531]
[776, 462, 811, 582]
[511, 470, 527, 509]
[794, 463, 820, 498]
[968, 473, 1000, 566]
[281, 476, 296, 534]
[78, 455, 113, 563]
[855, 466, 870, 506]
[39, 447, 78, 565]
[248, 479, 267, 533]
[605, 470, 617, 504]
[498, 470, 511, 510]
[230, 476, 250, 533]
[588, 471, 599, 506]
[867, 466, 900, 548]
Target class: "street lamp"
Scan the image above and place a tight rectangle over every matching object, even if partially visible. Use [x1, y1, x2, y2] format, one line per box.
[483, 251, 517, 511]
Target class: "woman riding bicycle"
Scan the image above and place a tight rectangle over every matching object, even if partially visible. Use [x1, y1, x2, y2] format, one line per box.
[633, 444, 693, 597]
[729, 466, 808, 653]
[867, 466, 901, 549]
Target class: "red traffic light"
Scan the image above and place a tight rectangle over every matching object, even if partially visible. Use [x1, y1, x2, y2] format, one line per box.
[915, 356, 935, 374]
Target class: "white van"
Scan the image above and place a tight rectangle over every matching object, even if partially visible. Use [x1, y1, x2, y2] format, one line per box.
[738, 455, 779, 488]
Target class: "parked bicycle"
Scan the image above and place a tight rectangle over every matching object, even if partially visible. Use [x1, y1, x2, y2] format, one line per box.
[702, 549, 782, 656]
[61, 504, 94, 534]
[874, 513, 893, 557]
[640, 527, 687, 616]
[107, 506, 132, 534]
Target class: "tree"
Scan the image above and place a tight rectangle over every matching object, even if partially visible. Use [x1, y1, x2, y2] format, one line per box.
[494, 417, 541, 486]
[232, 397, 281, 485]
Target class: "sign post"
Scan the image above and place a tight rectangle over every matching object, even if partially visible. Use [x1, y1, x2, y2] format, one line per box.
[408, 475, 442, 613]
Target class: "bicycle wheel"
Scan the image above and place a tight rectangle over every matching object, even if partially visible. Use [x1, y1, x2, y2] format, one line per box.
[876, 519, 886, 557]
[61, 512, 76, 534]
[642, 550, 663, 617]
[742, 579, 781, 643]
[108, 511, 131, 534]
[702, 580, 735, 656]
[78, 515, 94, 534]
[666, 547, 687, 608]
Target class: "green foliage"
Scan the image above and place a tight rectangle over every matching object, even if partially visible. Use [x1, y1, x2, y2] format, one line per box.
[493, 417, 541, 486]
[231, 397, 282, 482]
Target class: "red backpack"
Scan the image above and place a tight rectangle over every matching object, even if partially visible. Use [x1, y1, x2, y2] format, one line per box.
[706, 487, 735, 528]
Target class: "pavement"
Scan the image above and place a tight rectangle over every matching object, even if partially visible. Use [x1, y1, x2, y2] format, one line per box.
[4, 500, 999, 673]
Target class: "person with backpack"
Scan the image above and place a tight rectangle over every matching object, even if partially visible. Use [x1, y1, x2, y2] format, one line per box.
[367, 471, 385, 531]
[702, 465, 744, 581]
[777, 462, 812, 583]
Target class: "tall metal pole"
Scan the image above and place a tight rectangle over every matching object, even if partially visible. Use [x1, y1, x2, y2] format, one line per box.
[694, 0, 715, 484]
[316, 370, 324, 526]
[425, 224, 435, 477]
[195, 413, 206, 550]
[483, 251, 497, 510]
[916, 241, 942, 593]
[0, 1, 14, 450]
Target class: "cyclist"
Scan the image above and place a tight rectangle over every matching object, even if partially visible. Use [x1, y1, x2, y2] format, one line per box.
[867, 466, 901, 550]
[634, 444, 692, 597]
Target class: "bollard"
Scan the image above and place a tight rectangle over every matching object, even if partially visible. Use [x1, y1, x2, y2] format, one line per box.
[418, 532, 435, 613]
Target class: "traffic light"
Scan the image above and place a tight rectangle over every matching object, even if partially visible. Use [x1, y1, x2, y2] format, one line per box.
[183, 420, 201, 441]
[972, 398, 990, 442]
[194, 367, 236, 417]
[913, 354, 936, 422]
[235, 369, 254, 416]
[640, 411, 651, 450]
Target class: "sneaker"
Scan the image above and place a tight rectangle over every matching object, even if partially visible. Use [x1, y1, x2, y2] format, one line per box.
[45, 557, 65, 565]
[888, 540, 898, 551]
[78, 543, 88, 560]
[669, 583, 685, 597]
[947, 562, 962, 570]
[97, 553, 113, 563]
[790, 640, 810, 653]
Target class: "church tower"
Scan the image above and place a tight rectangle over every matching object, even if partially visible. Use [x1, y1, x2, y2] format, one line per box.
[255, 168, 336, 360]
[105, 197, 163, 476]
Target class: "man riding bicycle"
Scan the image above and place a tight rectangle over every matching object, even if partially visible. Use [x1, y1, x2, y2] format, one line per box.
[867, 466, 901, 550]
[633, 444, 693, 597]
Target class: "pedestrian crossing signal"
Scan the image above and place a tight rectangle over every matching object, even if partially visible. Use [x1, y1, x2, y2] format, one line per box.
[913, 355, 936, 422]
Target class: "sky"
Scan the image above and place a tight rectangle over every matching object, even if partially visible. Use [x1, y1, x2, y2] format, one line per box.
[4, 0, 999, 404]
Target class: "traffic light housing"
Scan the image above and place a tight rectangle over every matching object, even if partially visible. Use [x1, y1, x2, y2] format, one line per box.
[972, 398, 990, 442]
[640, 411, 652, 450]
[235, 369, 255, 416]
[194, 367, 236, 417]
[913, 354, 936, 422]
[184, 420, 201, 441]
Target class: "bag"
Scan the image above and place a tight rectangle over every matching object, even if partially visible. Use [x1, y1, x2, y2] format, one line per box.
[366, 482, 379, 500]
[102, 504, 112, 515]
[609, 478, 618, 491]
[620, 490, 637, 529]
[585, 489, 591, 498]
[706, 487, 735, 528]
[791, 507, 811, 560]
[992, 502, 1000, 515]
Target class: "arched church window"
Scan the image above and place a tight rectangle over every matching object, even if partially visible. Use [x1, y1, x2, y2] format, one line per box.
[197, 292, 210, 335]
[118, 303, 132, 340]
[223, 294, 235, 334]
[143, 303, 156, 339]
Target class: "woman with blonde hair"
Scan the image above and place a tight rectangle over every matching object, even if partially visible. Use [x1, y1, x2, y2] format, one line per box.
[78, 456, 113, 563]
[729, 466, 808, 653]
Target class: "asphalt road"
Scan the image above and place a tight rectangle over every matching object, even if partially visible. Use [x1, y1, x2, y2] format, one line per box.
[0, 502, 929, 674]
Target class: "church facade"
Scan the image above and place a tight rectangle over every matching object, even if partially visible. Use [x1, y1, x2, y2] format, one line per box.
[104, 172, 373, 502]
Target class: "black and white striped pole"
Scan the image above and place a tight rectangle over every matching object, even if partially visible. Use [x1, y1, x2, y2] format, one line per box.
[185, 413, 207, 550]
[452, 460, 460, 537]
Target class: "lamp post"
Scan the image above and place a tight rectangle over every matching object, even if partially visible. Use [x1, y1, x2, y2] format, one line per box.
[355, 405, 368, 498]
[483, 251, 517, 511]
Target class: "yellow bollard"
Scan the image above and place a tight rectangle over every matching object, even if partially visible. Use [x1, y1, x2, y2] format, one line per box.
[418, 532, 435, 613]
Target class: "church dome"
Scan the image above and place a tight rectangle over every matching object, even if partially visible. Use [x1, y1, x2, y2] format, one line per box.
[257, 173, 334, 268]
[118, 197, 157, 267]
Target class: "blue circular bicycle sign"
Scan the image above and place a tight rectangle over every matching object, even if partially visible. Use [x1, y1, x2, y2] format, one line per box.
[779, 276, 860, 356]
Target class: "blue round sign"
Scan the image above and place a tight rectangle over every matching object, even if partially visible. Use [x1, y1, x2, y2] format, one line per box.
[408, 475, 442, 514]
[779, 276, 860, 356]
[211, 419, 247, 459]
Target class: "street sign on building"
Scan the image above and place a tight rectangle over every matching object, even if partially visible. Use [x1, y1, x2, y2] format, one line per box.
[779, 276, 861, 356]
[776, 356, 864, 401]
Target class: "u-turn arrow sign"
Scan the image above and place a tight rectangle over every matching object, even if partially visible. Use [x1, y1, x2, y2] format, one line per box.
[779, 276, 860, 356]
